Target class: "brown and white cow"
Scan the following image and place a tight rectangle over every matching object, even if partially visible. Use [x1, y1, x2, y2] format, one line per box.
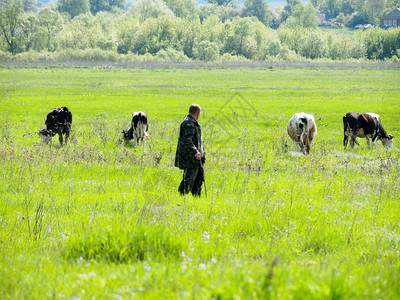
[122, 111, 149, 145]
[343, 112, 394, 149]
[39, 107, 72, 146]
[287, 112, 317, 155]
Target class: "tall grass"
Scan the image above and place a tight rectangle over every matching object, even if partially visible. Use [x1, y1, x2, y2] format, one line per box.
[0, 67, 399, 299]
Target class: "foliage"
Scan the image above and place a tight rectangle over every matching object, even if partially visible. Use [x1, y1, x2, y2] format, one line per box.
[1, 0, 400, 61]
[363, 27, 400, 60]
[163, 0, 199, 19]
[0, 0, 24, 54]
[22, 0, 36, 12]
[194, 40, 220, 60]
[280, 0, 302, 23]
[284, 2, 320, 29]
[243, 0, 271, 26]
[37, 8, 65, 52]
[89, 0, 125, 15]
[155, 47, 188, 60]
[300, 30, 326, 58]
[199, 3, 242, 22]
[57, 0, 90, 18]
[131, 0, 174, 22]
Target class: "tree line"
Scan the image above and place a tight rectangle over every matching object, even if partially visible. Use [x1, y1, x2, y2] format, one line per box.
[0, 0, 399, 61]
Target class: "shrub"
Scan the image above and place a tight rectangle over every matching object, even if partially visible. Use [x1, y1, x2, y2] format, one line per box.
[300, 31, 326, 59]
[155, 48, 189, 61]
[56, 48, 120, 61]
[194, 40, 220, 61]
[0, 51, 14, 61]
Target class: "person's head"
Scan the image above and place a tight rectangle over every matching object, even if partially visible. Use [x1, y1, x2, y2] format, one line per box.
[189, 104, 202, 120]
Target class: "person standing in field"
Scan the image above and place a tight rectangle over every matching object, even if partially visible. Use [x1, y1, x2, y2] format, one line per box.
[175, 104, 205, 196]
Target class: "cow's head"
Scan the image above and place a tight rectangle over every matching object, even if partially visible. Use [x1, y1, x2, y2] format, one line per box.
[122, 130, 133, 141]
[382, 134, 394, 149]
[39, 129, 53, 145]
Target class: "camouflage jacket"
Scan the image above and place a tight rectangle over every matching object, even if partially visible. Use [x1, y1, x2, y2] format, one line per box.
[175, 114, 205, 169]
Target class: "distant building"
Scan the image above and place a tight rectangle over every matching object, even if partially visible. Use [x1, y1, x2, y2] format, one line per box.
[317, 14, 326, 23]
[380, 8, 400, 28]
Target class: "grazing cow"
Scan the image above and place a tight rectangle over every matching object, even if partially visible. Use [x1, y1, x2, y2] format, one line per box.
[39, 107, 72, 146]
[287, 112, 317, 155]
[122, 111, 149, 145]
[343, 112, 394, 149]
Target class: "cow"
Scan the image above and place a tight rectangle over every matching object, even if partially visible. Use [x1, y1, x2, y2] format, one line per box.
[287, 112, 317, 155]
[343, 112, 394, 149]
[39, 107, 72, 146]
[122, 111, 149, 145]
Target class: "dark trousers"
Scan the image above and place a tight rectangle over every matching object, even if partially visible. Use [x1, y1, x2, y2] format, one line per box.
[178, 165, 204, 196]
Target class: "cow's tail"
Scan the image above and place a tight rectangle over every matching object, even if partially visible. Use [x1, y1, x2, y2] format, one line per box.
[299, 118, 308, 145]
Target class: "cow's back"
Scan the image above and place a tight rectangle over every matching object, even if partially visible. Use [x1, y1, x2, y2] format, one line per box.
[287, 112, 316, 142]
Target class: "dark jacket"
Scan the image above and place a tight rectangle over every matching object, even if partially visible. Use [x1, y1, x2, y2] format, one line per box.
[175, 114, 205, 169]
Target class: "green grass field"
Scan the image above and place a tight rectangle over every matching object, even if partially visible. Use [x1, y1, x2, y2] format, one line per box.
[1, 67, 400, 299]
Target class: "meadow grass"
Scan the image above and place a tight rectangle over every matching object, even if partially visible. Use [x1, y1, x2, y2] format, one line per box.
[0, 67, 400, 299]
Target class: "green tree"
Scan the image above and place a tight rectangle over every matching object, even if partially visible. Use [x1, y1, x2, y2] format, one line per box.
[285, 2, 320, 29]
[0, 0, 24, 54]
[243, 0, 271, 26]
[177, 18, 201, 58]
[22, 14, 39, 51]
[57, 0, 89, 18]
[194, 40, 219, 60]
[38, 7, 64, 51]
[133, 16, 179, 54]
[206, 0, 233, 6]
[89, 0, 125, 15]
[222, 17, 258, 59]
[163, 0, 199, 19]
[385, 0, 400, 13]
[281, 0, 301, 22]
[300, 31, 326, 58]
[350, 0, 387, 25]
[199, 4, 241, 22]
[116, 15, 140, 53]
[131, 0, 174, 22]
[22, 0, 36, 12]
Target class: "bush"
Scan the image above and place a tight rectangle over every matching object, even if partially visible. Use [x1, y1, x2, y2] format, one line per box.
[0, 51, 14, 61]
[300, 31, 326, 59]
[155, 48, 189, 61]
[56, 48, 120, 61]
[194, 40, 220, 61]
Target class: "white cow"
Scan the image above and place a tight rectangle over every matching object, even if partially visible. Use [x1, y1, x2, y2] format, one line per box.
[287, 112, 317, 155]
[122, 111, 149, 145]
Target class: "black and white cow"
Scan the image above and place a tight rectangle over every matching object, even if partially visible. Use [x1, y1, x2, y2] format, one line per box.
[287, 112, 317, 155]
[122, 111, 149, 145]
[39, 107, 72, 146]
[343, 112, 394, 149]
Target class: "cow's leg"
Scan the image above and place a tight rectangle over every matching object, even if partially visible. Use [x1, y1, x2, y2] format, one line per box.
[371, 133, 379, 147]
[366, 138, 371, 147]
[296, 139, 303, 152]
[57, 128, 64, 145]
[343, 133, 349, 148]
[350, 137, 356, 149]
[65, 124, 71, 144]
